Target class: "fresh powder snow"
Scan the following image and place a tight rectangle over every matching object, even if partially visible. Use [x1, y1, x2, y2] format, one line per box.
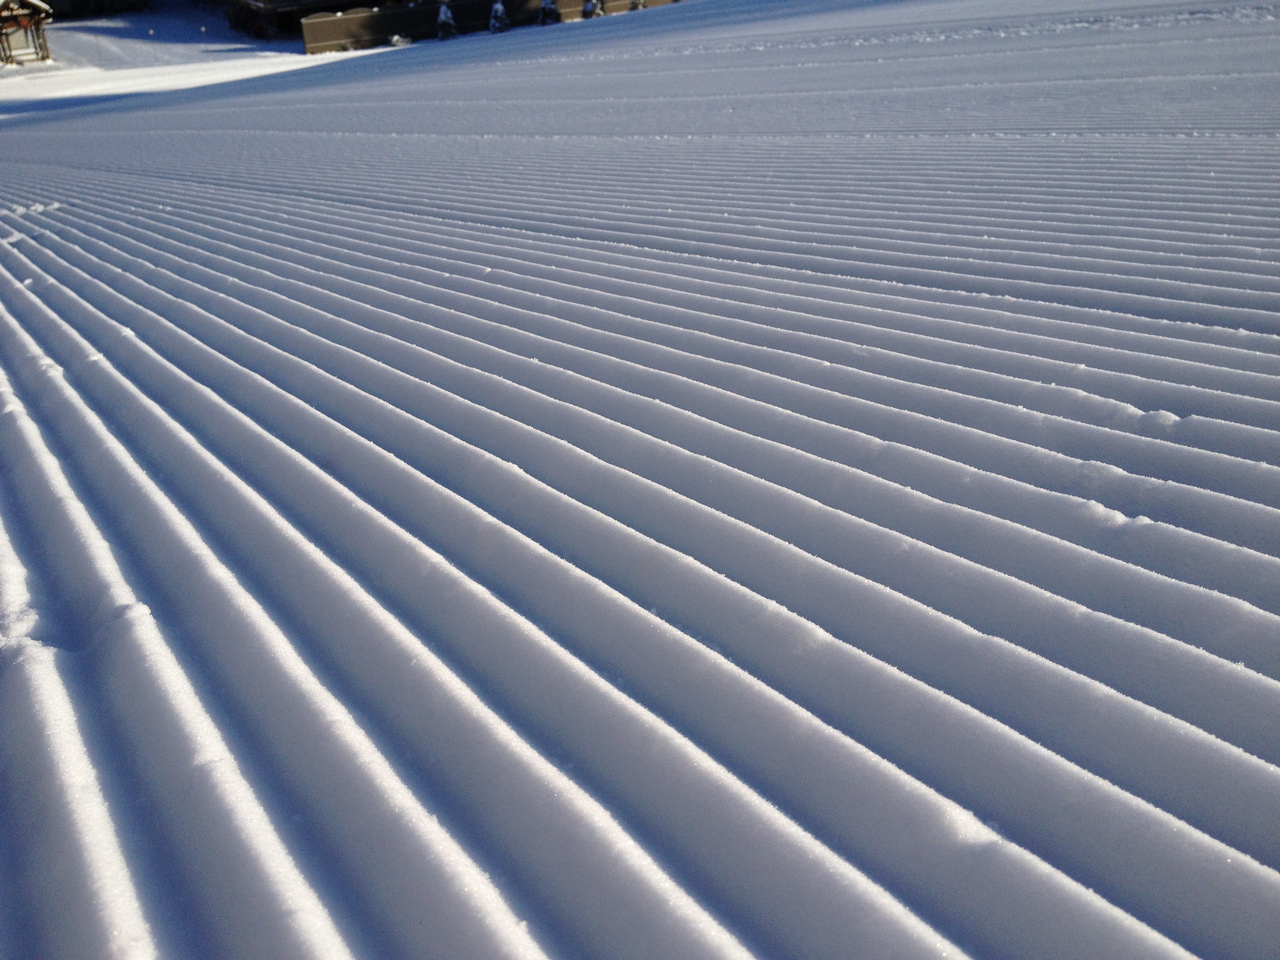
[0, 0, 1278, 958]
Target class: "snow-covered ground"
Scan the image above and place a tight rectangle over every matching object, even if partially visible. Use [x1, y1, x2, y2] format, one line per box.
[0, 0, 331, 112]
[1, 1, 1279, 958]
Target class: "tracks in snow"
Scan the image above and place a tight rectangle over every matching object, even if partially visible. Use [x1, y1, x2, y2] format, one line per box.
[2, 3, 1280, 958]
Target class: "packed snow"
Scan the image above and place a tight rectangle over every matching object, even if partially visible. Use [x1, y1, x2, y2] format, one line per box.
[1, 0, 1278, 958]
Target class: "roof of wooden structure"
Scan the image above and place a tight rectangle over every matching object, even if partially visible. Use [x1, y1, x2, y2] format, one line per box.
[0, 0, 54, 19]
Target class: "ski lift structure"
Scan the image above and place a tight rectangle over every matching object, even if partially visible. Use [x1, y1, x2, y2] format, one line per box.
[285, 0, 676, 51]
[0, 0, 52, 65]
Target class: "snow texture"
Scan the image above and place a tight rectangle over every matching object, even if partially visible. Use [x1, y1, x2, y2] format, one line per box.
[1, 0, 1278, 958]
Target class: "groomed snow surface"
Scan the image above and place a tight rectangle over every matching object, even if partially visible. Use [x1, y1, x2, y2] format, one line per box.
[1, 0, 1279, 957]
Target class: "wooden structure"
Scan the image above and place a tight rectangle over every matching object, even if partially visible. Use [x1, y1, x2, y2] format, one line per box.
[300, 2, 434, 52]
[0, 0, 52, 64]
[295, 0, 676, 51]
[561, 0, 673, 18]
[295, 0, 540, 43]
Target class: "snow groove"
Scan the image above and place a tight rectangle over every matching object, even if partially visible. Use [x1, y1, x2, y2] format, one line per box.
[2, 0, 1279, 957]
[0, 349, 349, 960]
[0, 223, 1234, 959]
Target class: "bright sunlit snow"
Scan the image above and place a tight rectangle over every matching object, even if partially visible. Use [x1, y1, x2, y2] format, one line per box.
[1, 1, 1278, 958]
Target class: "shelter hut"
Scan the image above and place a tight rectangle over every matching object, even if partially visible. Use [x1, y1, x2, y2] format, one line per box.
[0, 0, 51, 65]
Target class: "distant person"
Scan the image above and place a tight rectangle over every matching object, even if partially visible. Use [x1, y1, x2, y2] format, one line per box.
[538, 0, 560, 25]
[437, 1, 456, 39]
[489, 0, 509, 32]
[582, 0, 603, 16]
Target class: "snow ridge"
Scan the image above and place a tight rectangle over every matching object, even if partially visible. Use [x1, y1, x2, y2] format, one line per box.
[1, 0, 1278, 958]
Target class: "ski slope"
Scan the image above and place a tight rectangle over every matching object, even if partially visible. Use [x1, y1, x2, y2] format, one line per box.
[1, 1, 1279, 957]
